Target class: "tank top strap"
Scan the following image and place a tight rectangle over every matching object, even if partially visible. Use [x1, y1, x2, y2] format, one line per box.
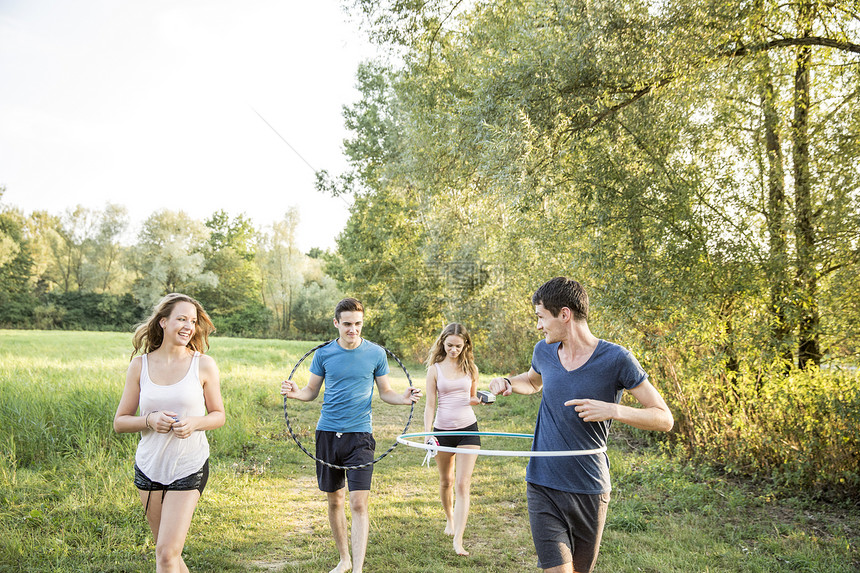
[140, 354, 151, 387]
[191, 351, 201, 385]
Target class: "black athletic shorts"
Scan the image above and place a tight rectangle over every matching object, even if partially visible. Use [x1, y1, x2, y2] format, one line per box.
[134, 459, 209, 515]
[315, 430, 375, 492]
[526, 482, 610, 572]
[134, 459, 209, 494]
[434, 421, 481, 448]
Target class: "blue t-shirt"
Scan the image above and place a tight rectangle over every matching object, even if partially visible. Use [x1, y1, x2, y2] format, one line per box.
[310, 339, 390, 433]
[526, 339, 647, 494]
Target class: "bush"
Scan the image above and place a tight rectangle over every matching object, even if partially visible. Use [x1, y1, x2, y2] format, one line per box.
[43, 292, 147, 331]
[209, 302, 273, 338]
[662, 364, 860, 498]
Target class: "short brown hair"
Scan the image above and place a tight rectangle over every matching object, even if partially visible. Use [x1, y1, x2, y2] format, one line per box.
[532, 277, 589, 321]
[335, 297, 364, 321]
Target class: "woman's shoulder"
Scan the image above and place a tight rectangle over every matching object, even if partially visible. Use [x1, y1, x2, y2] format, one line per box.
[198, 353, 218, 369]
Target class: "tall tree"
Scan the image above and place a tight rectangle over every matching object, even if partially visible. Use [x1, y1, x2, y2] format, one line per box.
[257, 209, 304, 335]
[130, 210, 216, 307]
[0, 194, 37, 325]
[197, 210, 264, 323]
[339, 0, 860, 372]
[87, 204, 131, 294]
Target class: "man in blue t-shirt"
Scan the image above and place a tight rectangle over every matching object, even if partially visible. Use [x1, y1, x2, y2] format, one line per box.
[281, 298, 421, 573]
[489, 278, 674, 573]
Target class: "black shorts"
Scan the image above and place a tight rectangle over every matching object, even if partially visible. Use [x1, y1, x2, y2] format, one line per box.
[434, 421, 481, 448]
[315, 431, 375, 492]
[134, 459, 210, 494]
[526, 482, 610, 572]
[134, 459, 209, 515]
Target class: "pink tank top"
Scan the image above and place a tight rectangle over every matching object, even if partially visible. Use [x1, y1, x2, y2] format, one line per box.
[433, 363, 477, 430]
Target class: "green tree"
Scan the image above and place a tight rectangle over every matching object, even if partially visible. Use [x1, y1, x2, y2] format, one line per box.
[257, 209, 305, 335]
[0, 193, 37, 325]
[341, 0, 860, 373]
[292, 262, 343, 339]
[196, 210, 268, 334]
[130, 210, 217, 307]
[86, 204, 131, 294]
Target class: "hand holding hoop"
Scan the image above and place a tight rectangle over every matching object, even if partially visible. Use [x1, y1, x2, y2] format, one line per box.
[403, 386, 422, 404]
[280, 379, 299, 398]
[282, 340, 416, 471]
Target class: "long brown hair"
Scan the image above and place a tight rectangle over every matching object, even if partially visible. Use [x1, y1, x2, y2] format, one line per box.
[131, 293, 215, 359]
[425, 323, 477, 382]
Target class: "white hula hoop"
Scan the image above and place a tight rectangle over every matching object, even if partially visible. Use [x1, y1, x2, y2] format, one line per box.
[397, 431, 607, 457]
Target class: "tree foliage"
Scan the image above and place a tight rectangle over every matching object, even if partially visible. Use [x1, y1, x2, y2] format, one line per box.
[2, 186, 344, 339]
[130, 210, 217, 308]
[332, 0, 860, 492]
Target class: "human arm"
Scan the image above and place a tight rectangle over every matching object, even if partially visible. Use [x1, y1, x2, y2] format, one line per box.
[171, 355, 226, 439]
[377, 373, 422, 405]
[468, 365, 481, 406]
[487, 367, 543, 396]
[280, 372, 324, 402]
[113, 357, 149, 433]
[423, 366, 438, 432]
[564, 380, 674, 432]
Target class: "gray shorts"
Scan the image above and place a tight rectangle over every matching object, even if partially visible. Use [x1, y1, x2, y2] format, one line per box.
[526, 482, 610, 572]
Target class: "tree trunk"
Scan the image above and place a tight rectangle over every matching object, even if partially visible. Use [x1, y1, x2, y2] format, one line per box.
[792, 0, 820, 369]
[761, 63, 793, 370]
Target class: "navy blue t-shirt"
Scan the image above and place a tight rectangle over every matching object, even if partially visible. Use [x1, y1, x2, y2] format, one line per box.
[310, 339, 390, 433]
[525, 339, 647, 494]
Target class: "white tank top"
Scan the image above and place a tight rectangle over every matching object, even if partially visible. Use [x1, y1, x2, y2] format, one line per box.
[433, 363, 477, 430]
[135, 352, 210, 484]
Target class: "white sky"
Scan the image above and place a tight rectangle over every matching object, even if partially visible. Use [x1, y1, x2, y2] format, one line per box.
[0, 0, 379, 251]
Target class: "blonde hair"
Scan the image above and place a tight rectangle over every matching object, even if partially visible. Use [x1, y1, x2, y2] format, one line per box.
[131, 293, 215, 359]
[425, 323, 477, 382]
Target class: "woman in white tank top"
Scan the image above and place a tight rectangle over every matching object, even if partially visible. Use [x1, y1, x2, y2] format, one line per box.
[423, 323, 481, 556]
[114, 293, 225, 573]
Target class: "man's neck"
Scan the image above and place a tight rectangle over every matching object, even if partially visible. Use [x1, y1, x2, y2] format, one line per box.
[557, 322, 599, 361]
[337, 337, 362, 350]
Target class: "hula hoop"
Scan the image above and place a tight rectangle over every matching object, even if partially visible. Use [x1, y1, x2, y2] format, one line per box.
[283, 340, 416, 471]
[397, 431, 607, 457]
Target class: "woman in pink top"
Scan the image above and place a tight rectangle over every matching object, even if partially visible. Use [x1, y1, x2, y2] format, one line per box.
[423, 323, 481, 556]
[114, 293, 225, 573]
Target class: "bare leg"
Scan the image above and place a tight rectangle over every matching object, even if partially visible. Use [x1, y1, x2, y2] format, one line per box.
[348, 490, 370, 573]
[137, 489, 200, 573]
[139, 489, 164, 543]
[452, 446, 479, 556]
[545, 564, 575, 573]
[434, 452, 456, 534]
[327, 489, 352, 573]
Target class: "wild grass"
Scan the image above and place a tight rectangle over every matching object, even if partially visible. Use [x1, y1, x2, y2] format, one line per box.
[0, 330, 857, 572]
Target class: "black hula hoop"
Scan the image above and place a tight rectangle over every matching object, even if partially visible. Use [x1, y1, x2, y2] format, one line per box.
[283, 340, 416, 471]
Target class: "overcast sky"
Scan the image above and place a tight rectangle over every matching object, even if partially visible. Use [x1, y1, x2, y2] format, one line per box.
[0, 0, 378, 251]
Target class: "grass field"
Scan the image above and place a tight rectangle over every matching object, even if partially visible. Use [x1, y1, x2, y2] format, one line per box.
[0, 330, 857, 572]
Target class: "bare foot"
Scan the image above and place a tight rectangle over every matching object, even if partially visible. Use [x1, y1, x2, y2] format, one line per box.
[330, 560, 352, 573]
[444, 520, 454, 536]
[453, 540, 469, 556]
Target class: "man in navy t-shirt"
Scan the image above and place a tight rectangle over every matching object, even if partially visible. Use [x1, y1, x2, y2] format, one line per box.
[489, 278, 674, 573]
[281, 298, 422, 573]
